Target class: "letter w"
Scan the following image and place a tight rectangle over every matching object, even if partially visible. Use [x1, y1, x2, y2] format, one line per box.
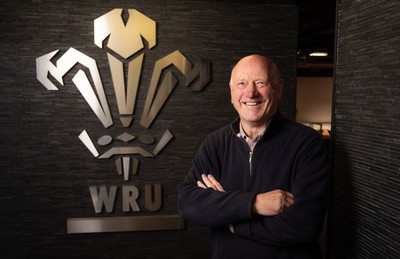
[89, 185, 117, 213]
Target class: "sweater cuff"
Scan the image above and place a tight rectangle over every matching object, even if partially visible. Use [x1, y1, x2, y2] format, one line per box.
[232, 221, 252, 238]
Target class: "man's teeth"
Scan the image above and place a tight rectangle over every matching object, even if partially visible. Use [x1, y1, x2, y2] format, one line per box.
[244, 102, 259, 106]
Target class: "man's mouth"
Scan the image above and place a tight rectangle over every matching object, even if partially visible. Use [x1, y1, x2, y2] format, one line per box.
[243, 101, 261, 106]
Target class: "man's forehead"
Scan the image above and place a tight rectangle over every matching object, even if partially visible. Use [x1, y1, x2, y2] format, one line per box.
[232, 67, 269, 80]
[234, 59, 269, 73]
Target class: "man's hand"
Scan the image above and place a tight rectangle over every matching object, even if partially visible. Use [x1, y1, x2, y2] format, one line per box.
[197, 174, 226, 192]
[252, 190, 294, 216]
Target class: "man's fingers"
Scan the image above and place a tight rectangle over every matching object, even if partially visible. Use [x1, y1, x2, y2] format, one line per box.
[198, 174, 226, 192]
[286, 192, 294, 199]
[278, 191, 294, 208]
[197, 180, 207, 189]
[286, 195, 294, 206]
[207, 174, 225, 192]
[284, 192, 294, 206]
[201, 174, 218, 191]
[201, 174, 216, 190]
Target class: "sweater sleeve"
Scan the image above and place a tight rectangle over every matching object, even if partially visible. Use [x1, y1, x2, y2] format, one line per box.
[177, 134, 257, 227]
[232, 134, 330, 246]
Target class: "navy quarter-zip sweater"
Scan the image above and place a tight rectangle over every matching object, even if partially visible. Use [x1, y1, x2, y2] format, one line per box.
[178, 113, 329, 259]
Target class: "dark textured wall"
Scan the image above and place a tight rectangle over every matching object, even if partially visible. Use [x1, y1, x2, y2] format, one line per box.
[330, 0, 400, 258]
[0, 0, 297, 258]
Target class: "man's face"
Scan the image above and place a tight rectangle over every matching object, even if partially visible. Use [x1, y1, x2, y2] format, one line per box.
[230, 56, 282, 128]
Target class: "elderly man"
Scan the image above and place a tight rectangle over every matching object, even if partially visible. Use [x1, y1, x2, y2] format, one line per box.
[178, 55, 329, 259]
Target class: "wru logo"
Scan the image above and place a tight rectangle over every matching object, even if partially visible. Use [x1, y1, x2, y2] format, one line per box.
[36, 9, 210, 231]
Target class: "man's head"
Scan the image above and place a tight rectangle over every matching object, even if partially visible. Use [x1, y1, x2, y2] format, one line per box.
[229, 54, 283, 129]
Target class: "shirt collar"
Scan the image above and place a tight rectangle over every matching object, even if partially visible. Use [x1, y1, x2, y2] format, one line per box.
[239, 122, 268, 142]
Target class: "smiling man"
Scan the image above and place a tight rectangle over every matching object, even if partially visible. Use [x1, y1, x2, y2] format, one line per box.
[178, 55, 329, 259]
[230, 55, 282, 139]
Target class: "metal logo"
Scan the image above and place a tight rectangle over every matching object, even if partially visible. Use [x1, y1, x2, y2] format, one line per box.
[36, 8, 211, 233]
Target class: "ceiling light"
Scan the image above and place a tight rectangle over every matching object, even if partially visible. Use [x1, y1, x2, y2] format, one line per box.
[309, 52, 328, 57]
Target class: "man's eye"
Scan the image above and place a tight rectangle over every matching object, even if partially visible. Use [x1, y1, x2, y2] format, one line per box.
[255, 81, 267, 87]
[237, 82, 247, 88]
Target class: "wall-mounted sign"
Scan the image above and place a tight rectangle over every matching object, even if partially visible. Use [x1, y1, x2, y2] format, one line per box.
[36, 8, 211, 234]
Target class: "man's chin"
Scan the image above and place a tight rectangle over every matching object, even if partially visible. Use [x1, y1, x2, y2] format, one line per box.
[241, 117, 267, 126]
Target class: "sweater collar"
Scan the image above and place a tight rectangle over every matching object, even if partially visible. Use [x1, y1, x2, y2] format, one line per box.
[231, 112, 283, 140]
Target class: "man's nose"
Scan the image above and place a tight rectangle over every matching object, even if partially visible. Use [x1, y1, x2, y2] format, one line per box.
[244, 81, 258, 96]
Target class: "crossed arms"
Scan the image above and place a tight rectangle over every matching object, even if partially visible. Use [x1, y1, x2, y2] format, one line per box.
[198, 174, 294, 217]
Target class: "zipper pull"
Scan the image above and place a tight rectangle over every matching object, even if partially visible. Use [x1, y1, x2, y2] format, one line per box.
[249, 151, 253, 175]
[249, 151, 253, 163]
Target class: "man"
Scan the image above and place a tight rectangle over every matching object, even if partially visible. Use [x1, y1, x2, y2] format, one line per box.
[178, 55, 329, 259]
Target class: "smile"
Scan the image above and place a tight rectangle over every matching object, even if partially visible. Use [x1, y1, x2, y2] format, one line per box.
[243, 102, 261, 106]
